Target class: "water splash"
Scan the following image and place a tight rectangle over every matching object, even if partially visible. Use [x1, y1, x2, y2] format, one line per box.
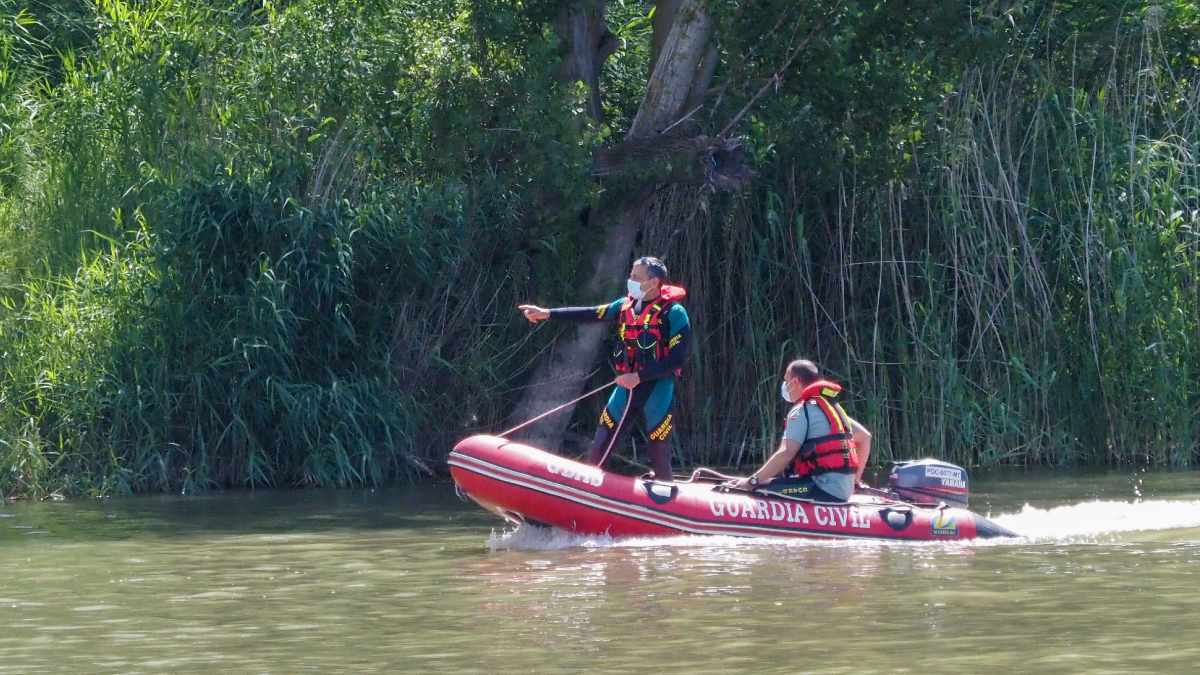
[991, 499, 1200, 540]
[487, 524, 615, 551]
[487, 524, 752, 551]
[487, 499, 1200, 550]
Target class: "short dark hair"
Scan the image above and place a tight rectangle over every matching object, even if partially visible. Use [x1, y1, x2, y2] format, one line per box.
[634, 256, 669, 280]
[786, 359, 820, 385]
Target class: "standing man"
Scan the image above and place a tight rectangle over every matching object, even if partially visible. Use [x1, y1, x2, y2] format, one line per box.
[518, 256, 691, 481]
[727, 359, 872, 501]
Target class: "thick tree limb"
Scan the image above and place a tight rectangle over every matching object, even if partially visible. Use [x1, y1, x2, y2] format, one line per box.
[650, 0, 683, 76]
[683, 40, 719, 120]
[629, 0, 712, 139]
[592, 134, 750, 191]
[554, 0, 619, 121]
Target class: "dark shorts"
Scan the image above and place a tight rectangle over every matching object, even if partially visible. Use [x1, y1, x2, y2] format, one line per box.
[756, 475, 847, 503]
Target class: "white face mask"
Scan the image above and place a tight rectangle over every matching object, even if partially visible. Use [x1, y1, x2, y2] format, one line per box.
[627, 278, 646, 300]
[780, 380, 796, 403]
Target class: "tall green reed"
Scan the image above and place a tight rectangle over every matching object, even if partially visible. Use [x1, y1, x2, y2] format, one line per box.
[0, 0, 592, 497]
[658, 20, 1198, 470]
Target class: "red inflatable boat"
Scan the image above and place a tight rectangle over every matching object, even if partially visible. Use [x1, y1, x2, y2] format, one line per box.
[449, 435, 1018, 541]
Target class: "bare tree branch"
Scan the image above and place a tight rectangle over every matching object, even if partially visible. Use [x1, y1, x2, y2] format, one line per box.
[719, 5, 841, 139]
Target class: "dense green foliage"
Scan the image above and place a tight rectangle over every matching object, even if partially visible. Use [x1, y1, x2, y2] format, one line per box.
[1, 0, 1197, 497]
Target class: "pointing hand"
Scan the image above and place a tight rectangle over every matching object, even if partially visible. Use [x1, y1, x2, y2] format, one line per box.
[518, 304, 550, 323]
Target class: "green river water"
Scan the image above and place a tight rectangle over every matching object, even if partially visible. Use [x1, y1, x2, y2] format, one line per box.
[2, 469, 1199, 673]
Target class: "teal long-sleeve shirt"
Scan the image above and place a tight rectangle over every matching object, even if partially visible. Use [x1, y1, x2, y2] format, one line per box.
[549, 297, 691, 380]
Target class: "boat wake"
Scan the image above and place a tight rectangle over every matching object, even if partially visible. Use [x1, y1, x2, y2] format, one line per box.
[990, 498, 1200, 541]
[487, 498, 1200, 550]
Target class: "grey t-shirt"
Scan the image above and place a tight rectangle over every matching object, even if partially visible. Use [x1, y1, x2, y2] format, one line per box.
[783, 401, 833, 443]
[782, 401, 854, 501]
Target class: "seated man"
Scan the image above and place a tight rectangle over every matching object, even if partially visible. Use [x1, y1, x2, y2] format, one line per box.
[727, 359, 872, 502]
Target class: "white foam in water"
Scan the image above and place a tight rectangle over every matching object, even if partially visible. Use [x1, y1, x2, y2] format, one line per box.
[487, 524, 754, 551]
[486, 499, 1200, 550]
[487, 524, 614, 551]
[991, 499, 1200, 541]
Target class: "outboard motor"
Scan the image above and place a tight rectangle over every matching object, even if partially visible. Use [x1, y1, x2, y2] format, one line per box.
[888, 459, 969, 508]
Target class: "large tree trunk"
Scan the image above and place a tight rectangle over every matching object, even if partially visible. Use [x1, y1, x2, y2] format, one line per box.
[508, 0, 716, 448]
[650, 0, 683, 76]
[554, 0, 619, 122]
[630, 0, 713, 138]
[683, 41, 718, 119]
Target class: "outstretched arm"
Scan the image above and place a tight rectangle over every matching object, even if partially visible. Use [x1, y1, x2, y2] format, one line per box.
[518, 299, 623, 324]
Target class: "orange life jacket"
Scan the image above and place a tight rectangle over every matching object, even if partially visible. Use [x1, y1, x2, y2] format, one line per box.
[788, 380, 861, 477]
[613, 285, 686, 375]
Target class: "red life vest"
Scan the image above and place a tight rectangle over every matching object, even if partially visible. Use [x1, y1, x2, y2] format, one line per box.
[614, 285, 686, 375]
[788, 380, 861, 477]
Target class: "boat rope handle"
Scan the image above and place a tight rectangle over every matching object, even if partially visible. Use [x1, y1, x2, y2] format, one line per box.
[497, 379, 617, 439]
[685, 467, 741, 483]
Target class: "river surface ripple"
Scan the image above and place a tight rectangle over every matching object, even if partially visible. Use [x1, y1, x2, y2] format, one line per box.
[1, 469, 1198, 673]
